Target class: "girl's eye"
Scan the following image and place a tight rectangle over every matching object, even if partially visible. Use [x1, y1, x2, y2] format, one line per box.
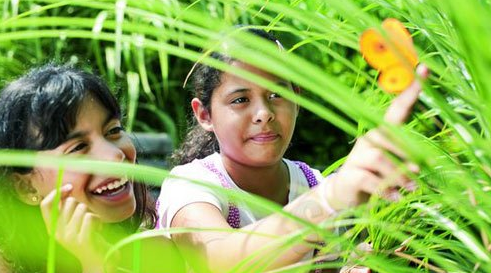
[231, 97, 249, 104]
[277, 81, 291, 88]
[68, 143, 88, 154]
[107, 126, 124, 136]
[269, 93, 282, 99]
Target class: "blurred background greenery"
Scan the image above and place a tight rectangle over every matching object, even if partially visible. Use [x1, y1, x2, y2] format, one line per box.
[0, 0, 360, 169]
[3, 0, 491, 272]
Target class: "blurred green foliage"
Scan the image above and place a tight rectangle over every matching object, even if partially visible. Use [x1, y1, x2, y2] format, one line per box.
[0, 0, 365, 169]
[3, 1, 491, 272]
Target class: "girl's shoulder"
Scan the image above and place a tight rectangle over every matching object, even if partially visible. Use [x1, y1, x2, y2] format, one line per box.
[170, 152, 213, 170]
[283, 158, 324, 186]
[283, 158, 321, 174]
[167, 152, 223, 184]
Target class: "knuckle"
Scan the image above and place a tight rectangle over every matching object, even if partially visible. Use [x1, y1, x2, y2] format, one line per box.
[366, 130, 380, 141]
[370, 149, 385, 163]
[351, 171, 374, 189]
[84, 212, 96, 222]
[76, 202, 87, 211]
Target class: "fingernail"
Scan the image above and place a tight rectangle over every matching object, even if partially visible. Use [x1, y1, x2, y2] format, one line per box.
[416, 64, 429, 78]
[351, 267, 371, 273]
[387, 190, 401, 202]
[62, 183, 73, 191]
[408, 163, 420, 173]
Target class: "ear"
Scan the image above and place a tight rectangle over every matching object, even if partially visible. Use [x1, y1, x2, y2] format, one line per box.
[12, 173, 41, 206]
[191, 98, 213, 132]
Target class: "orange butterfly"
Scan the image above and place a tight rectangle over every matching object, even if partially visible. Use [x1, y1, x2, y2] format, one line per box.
[360, 18, 419, 94]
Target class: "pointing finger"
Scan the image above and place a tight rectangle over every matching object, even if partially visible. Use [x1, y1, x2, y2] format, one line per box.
[384, 64, 429, 125]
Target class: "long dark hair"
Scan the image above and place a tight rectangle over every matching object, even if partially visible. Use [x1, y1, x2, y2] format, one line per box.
[170, 28, 280, 165]
[0, 63, 156, 272]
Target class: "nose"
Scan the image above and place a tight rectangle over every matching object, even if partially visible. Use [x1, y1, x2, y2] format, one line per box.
[92, 138, 126, 163]
[253, 99, 275, 124]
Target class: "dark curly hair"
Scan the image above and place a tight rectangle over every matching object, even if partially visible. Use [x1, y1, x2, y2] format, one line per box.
[0, 63, 157, 272]
[170, 28, 280, 165]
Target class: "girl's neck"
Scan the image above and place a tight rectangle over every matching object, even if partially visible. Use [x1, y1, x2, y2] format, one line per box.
[220, 156, 290, 206]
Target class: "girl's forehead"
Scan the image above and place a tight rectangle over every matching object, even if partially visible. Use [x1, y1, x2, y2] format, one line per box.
[222, 61, 280, 83]
[71, 96, 113, 128]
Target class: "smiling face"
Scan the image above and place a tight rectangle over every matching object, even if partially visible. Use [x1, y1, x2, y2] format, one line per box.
[26, 96, 137, 223]
[197, 61, 298, 167]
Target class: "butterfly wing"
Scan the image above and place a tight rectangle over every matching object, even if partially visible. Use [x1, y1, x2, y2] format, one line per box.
[382, 18, 418, 68]
[360, 28, 400, 71]
[360, 18, 419, 94]
[379, 64, 415, 94]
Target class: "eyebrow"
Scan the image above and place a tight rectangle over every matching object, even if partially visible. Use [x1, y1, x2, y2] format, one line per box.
[226, 80, 288, 93]
[64, 114, 117, 141]
[226, 87, 250, 95]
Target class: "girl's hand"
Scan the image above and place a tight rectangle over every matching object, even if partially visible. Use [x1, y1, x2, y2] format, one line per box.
[40, 184, 110, 273]
[328, 64, 429, 210]
[339, 242, 373, 273]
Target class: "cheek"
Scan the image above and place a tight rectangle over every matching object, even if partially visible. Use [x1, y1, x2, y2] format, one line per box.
[213, 122, 242, 152]
[278, 105, 297, 126]
[214, 116, 243, 139]
[45, 172, 91, 198]
[31, 168, 64, 197]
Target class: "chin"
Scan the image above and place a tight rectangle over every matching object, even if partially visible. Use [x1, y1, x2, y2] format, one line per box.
[250, 152, 283, 164]
[101, 203, 137, 223]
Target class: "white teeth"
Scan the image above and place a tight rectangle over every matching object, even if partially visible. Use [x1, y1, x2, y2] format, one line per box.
[92, 178, 128, 195]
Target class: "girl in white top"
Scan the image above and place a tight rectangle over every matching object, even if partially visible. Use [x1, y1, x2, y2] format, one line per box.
[159, 153, 325, 230]
[157, 28, 428, 273]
